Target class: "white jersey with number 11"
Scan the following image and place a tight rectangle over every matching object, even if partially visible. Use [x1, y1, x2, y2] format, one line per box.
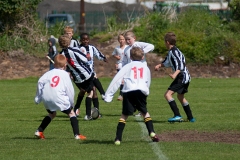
[104, 61, 151, 102]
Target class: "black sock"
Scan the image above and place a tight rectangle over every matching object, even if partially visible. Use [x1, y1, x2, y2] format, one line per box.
[85, 97, 92, 116]
[93, 78, 105, 95]
[168, 100, 181, 117]
[144, 117, 155, 135]
[38, 116, 52, 132]
[115, 119, 126, 141]
[119, 84, 123, 96]
[70, 116, 79, 136]
[74, 94, 84, 111]
[92, 98, 99, 109]
[183, 104, 193, 120]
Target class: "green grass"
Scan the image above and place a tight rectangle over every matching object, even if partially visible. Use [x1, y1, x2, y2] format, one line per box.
[0, 77, 240, 160]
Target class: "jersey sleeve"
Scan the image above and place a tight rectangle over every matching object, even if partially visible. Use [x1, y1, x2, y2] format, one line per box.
[92, 46, 106, 61]
[135, 42, 154, 54]
[64, 73, 75, 106]
[104, 66, 128, 102]
[34, 75, 47, 104]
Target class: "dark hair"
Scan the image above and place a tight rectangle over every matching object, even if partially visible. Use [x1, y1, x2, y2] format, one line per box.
[164, 32, 176, 45]
[80, 33, 89, 39]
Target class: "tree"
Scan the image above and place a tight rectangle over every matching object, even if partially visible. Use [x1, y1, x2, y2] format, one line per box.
[229, 0, 240, 21]
[0, 0, 42, 33]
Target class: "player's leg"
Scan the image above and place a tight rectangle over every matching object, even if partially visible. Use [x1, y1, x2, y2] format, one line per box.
[114, 92, 132, 145]
[63, 108, 86, 140]
[93, 76, 105, 99]
[74, 89, 85, 116]
[92, 86, 102, 117]
[134, 90, 159, 142]
[177, 94, 195, 122]
[35, 110, 56, 139]
[115, 114, 128, 145]
[164, 90, 182, 121]
[85, 90, 93, 120]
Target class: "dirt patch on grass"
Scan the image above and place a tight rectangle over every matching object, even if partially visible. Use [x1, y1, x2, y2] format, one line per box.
[159, 130, 240, 144]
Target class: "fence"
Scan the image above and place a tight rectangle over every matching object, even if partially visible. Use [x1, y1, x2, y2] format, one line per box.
[51, 10, 145, 33]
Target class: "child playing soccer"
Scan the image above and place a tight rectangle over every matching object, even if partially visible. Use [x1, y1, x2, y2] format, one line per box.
[122, 31, 154, 67]
[112, 34, 128, 101]
[58, 34, 95, 121]
[104, 47, 160, 145]
[47, 38, 58, 70]
[74, 33, 107, 119]
[122, 30, 154, 116]
[154, 32, 195, 122]
[34, 54, 86, 140]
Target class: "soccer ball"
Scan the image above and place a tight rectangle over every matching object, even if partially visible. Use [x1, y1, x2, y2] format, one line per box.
[91, 107, 99, 120]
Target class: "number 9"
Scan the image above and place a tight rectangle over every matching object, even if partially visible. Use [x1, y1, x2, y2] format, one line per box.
[51, 76, 60, 87]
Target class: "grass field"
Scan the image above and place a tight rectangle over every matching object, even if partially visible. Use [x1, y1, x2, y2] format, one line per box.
[0, 77, 240, 160]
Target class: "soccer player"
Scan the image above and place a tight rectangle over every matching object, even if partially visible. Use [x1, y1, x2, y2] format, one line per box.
[104, 47, 160, 145]
[34, 54, 86, 140]
[122, 30, 154, 116]
[112, 33, 128, 101]
[74, 33, 107, 118]
[58, 34, 95, 121]
[155, 32, 195, 122]
[47, 37, 58, 70]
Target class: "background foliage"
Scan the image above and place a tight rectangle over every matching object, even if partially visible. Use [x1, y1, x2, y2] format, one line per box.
[0, 1, 240, 64]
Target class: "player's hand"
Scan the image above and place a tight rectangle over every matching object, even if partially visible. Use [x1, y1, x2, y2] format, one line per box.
[86, 53, 91, 61]
[154, 64, 161, 71]
[104, 58, 108, 63]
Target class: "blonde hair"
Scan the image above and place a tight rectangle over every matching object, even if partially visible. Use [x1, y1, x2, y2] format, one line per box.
[124, 31, 135, 38]
[64, 26, 74, 34]
[130, 47, 144, 61]
[54, 54, 67, 68]
[58, 34, 71, 48]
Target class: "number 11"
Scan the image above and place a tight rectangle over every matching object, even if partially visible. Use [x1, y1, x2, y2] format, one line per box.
[131, 66, 143, 79]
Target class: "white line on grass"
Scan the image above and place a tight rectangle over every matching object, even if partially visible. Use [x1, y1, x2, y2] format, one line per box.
[135, 116, 168, 160]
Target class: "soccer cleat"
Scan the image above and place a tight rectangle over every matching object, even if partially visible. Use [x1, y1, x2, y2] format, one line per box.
[35, 130, 45, 139]
[84, 115, 93, 121]
[168, 116, 182, 122]
[75, 109, 80, 117]
[99, 114, 102, 118]
[117, 95, 123, 101]
[150, 132, 160, 142]
[114, 140, 121, 145]
[189, 118, 196, 122]
[75, 134, 87, 140]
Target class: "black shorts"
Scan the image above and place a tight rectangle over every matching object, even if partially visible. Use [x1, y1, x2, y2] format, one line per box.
[122, 90, 148, 115]
[168, 77, 189, 94]
[75, 74, 94, 93]
[46, 106, 73, 115]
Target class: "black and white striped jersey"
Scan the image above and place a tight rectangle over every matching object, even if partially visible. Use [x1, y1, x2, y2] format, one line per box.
[80, 44, 106, 73]
[60, 47, 93, 83]
[70, 38, 80, 48]
[162, 46, 191, 84]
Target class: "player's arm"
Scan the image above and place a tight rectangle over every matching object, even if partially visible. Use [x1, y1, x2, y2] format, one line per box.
[169, 70, 180, 79]
[93, 46, 107, 62]
[34, 77, 45, 104]
[104, 66, 128, 102]
[137, 42, 154, 54]
[64, 74, 75, 106]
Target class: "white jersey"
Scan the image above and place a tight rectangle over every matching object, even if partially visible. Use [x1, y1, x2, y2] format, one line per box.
[122, 42, 154, 67]
[35, 68, 74, 111]
[112, 45, 128, 64]
[104, 61, 151, 102]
